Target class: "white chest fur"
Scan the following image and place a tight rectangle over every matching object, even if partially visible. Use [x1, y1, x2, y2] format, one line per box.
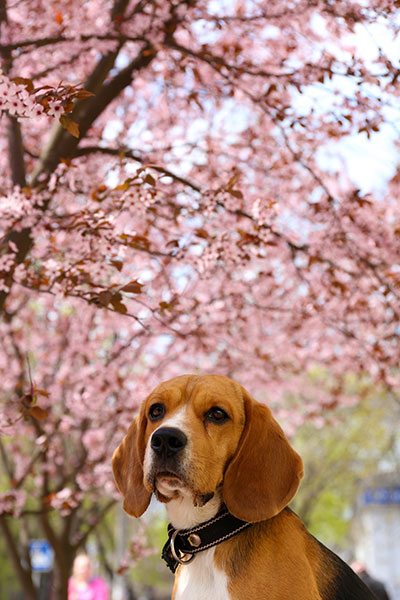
[174, 547, 231, 600]
[159, 460, 231, 600]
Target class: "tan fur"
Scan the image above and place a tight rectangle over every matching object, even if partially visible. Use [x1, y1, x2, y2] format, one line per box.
[112, 403, 151, 517]
[223, 388, 303, 521]
[214, 509, 327, 600]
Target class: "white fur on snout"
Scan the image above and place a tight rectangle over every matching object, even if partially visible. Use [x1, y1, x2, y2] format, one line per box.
[143, 406, 190, 495]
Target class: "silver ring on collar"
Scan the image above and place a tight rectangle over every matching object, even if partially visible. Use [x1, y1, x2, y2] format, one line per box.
[170, 529, 195, 565]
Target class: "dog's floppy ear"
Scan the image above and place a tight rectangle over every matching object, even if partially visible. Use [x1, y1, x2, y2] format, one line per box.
[223, 390, 304, 522]
[112, 407, 151, 518]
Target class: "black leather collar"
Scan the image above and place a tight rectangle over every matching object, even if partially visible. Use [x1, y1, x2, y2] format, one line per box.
[161, 505, 252, 573]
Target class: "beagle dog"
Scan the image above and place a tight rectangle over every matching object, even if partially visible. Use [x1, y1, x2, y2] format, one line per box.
[112, 374, 376, 600]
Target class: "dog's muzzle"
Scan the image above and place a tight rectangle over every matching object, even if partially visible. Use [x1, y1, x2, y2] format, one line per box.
[151, 427, 187, 460]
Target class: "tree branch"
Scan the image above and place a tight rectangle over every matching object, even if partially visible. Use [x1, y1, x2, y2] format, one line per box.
[0, 2, 156, 316]
[74, 499, 116, 550]
[0, 33, 145, 53]
[0, 516, 37, 600]
[7, 114, 26, 187]
[31, 41, 157, 184]
[164, 37, 294, 79]
[73, 145, 202, 192]
[0, 0, 26, 188]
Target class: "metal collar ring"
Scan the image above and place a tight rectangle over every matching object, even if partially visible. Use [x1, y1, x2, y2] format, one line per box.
[170, 529, 195, 565]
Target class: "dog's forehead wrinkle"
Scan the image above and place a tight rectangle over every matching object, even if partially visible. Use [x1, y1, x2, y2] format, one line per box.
[149, 373, 245, 408]
[147, 385, 184, 412]
[185, 375, 242, 405]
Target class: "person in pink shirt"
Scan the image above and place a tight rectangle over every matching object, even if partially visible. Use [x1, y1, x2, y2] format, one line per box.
[68, 554, 108, 600]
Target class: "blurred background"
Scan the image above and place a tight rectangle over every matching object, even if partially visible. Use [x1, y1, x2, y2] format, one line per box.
[1, 1, 400, 599]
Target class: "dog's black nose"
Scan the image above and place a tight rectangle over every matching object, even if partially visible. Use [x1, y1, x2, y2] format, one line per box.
[151, 427, 187, 458]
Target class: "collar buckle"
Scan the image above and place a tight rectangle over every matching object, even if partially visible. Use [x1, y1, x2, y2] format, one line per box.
[162, 506, 252, 573]
[170, 529, 195, 565]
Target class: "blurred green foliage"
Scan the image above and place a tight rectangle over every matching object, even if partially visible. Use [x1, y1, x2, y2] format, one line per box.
[290, 371, 399, 552]
[128, 511, 173, 596]
[0, 533, 21, 600]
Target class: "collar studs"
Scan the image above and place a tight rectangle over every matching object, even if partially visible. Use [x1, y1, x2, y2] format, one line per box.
[188, 533, 201, 547]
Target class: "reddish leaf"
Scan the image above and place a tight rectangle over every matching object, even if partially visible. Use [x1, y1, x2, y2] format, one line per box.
[159, 301, 174, 311]
[42, 492, 56, 505]
[121, 281, 143, 294]
[97, 291, 113, 306]
[227, 189, 243, 199]
[110, 259, 123, 272]
[74, 89, 95, 100]
[227, 174, 239, 188]
[195, 228, 209, 239]
[30, 406, 49, 421]
[59, 114, 80, 138]
[144, 173, 156, 186]
[110, 297, 128, 314]
[62, 100, 75, 113]
[24, 393, 34, 405]
[12, 77, 34, 93]
[114, 180, 131, 191]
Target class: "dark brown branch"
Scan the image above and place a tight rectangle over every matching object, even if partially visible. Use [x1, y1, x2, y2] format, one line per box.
[0, 438, 14, 480]
[74, 499, 116, 550]
[73, 145, 202, 192]
[7, 114, 26, 187]
[164, 37, 294, 79]
[0, 0, 138, 53]
[0, 11, 156, 315]
[13, 450, 43, 489]
[39, 510, 63, 569]
[0, 0, 7, 26]
[18, 282, 149, 328]
[0, 1, 26, 189]
[31, 51, 89, 82]
[31, 41, 157, 183]
[0, 1, 30, 314]
[0, 33, 145, 53]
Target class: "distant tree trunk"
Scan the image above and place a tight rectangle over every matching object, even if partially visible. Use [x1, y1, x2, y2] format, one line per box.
[50, 551, 74, 600]
[0, 517, 37, 600]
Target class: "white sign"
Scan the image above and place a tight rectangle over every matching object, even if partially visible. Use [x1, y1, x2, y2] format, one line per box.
[29, 539, 54, 573]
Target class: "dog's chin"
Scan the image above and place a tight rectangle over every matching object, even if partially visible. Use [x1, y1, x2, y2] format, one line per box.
[152, 474, 216, 509]
[150, 472, 215, 508]
[153, 471, 189, 500]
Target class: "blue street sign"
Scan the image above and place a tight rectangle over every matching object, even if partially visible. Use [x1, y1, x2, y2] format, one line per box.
[29, 539, 54, 572]
[362, 487, 400, 505]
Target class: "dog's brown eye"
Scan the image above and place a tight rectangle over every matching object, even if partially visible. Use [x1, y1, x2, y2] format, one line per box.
[148, 403, 166, 421]
[205, 407, 229, 424]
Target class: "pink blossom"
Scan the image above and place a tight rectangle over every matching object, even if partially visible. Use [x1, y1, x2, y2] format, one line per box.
[0, 1, 399, 590]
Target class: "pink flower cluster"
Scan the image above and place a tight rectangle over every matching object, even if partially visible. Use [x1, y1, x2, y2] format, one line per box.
[0, 72, 43, 118]
[0, 0, 399, 558]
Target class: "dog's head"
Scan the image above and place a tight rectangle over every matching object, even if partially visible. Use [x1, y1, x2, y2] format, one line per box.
[112, 374, 303, 522]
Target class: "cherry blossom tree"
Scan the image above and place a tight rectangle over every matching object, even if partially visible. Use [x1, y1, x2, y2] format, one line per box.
[1, 1, 400, 598]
